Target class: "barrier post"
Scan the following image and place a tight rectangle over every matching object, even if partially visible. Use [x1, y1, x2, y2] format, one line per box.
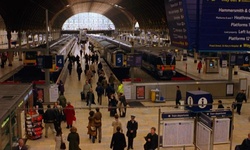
[211, 117, 215, 150]
[229, 107, 234, 150]
[157, 108, 161, 150]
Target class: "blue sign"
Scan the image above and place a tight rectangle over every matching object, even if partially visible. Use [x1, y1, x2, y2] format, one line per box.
[199, 0, 250, 51]
[36, 56, 44, 69]
[204, 110, 232, 117]
[162, 112, 195, 119]
[116, 54, 123, 67]
[56, 55, 64, 68]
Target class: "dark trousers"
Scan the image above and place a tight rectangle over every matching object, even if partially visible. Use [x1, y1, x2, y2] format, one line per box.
[97, 95, 102, 105]
[68, 69, 72, 75]
[236, 103, 242, 114]
[54, 120, 61, 132]
[198, 69, 201, 73]
[175, 99, 180, 106]
[128, 137, 134, 149]
[78, 74, 81, 81]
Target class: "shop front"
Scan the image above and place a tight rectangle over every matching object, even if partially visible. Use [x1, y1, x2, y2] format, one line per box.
[0, 84, 33, 150]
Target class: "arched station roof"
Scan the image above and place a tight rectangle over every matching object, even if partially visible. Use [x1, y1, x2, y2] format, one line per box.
[0, 0, 167, 32]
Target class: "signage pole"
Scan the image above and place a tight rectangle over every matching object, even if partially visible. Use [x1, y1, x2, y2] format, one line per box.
[157, 108, 161, 150]
[229, 108, 234, 150]
[45, 9, 50, 85]
[228, 53, 233, 81]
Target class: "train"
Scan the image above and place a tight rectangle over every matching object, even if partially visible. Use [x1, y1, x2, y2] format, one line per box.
[24, 35, 76, 72]
[89, 34, 176, 80]
[88, 35, 130, 80]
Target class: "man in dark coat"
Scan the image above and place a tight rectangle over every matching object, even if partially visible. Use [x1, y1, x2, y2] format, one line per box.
[126, 115, 138, 150]
[13, 139, 28, 150]
[95, 83, 104, 105]
[175, 86, 182, 108]
[110, 126, 127, 150]
[43, 104, 56, 138]
[235, 133, 250, 150]
[235, 90, 247, 115]
[35, 98, 44, 115]
[144, 127, 158, 150]
[76, 65, 83, 81]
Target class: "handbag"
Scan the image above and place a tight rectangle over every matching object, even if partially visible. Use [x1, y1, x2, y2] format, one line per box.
[60, 135, 66, 149]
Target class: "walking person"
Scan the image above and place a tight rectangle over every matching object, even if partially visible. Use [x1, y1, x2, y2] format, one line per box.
[55, 128, 66, 150]
[109, 94, 118, 117]
[43, 104, 56, 138]
[86, 88, 95, 108]
[235, 90, 247, 115]
[63, 102, 76, 129]
[175, 86, 182, 108]
[67, 126, 80, 150]
[67, 61, 73, 75]
[118, 93, 127, 117]
[57, 80, 65, 95]
[235, 133, 250, 150]
[96, 83, 104, 105]
[218, 100, 224, 109]
[197, 60, 202, 74]
[54, 102, 63, 132]
[87, 110, 97, 143]
[83, 80, 91, 100]
[144, 127, 158, 150]
[110, 127, 127, 150]
[112, 114, 123, 134]
[80, 49, 83, 58]
[76, 64, 83, 81]
[109, 73, 116, 88]
[94, 108, 102, 143]
[126, 115, 138, 150]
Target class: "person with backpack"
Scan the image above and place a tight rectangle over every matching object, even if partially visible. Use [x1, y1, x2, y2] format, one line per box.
[96, 83, 104, 105]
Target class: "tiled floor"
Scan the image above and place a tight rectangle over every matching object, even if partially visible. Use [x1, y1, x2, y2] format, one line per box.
[25, 42, 250, 150]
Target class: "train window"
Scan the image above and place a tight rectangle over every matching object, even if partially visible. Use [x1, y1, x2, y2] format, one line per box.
[25, 52, 37, 60]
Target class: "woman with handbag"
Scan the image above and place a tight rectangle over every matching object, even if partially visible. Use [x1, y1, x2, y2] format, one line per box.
[87, 110, 97, 143]
[67, 126, 80, 150]
[55, 128, 66, 150]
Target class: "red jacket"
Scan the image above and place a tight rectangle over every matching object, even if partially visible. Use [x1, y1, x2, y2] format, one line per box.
[64, 104, 75, 124]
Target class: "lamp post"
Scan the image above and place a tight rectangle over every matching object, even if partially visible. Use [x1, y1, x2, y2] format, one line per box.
[45, 9, 50, 85]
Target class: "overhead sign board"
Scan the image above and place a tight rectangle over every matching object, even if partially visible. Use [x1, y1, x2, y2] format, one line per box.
[162, 111, 195, 119]
[199, 0, 250, 51]
[127, 53, 142, 67]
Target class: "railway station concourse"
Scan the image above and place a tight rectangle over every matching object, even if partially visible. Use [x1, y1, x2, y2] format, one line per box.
[0, 0, 250, 150]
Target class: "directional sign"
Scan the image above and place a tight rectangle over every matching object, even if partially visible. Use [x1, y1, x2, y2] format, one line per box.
[56, 55, 64, 68]
[162, 112, 195, 119]
[36, 56, 44, 69]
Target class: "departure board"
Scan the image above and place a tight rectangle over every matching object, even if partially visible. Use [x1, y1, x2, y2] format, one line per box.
[199, 0, 250, 51]
[165, 0, 189, 49]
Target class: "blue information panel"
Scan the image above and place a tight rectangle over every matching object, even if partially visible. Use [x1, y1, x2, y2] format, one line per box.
[116, 54, 123, 67]
[56, 55, 64, 68]
[199, 0, 250, 51]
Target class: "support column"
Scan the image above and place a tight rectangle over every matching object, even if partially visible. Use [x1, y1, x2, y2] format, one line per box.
[18, 31, 22, 61]
[26, 32, 30, 49]
[158, 33, 161, 47]
[32, 33, 35, 47]
[193, 48, 198, 63]
[151, 34, 153, 46]
[144, 31, 147, 45]
[37, 33, 40, 44]
[7, 31, 13, 66]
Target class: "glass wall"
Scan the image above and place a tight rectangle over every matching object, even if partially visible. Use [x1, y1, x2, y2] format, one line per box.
[62, 13, 115, 30]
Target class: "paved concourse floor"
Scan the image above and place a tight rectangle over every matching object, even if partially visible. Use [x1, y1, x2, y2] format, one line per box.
[26, 44, 250, 150]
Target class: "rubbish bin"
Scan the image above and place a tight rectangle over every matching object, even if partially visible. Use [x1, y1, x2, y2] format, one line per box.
[151, 89, 160, 102]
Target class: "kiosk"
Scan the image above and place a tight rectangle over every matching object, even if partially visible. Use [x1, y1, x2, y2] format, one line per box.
[0, 84, 33, 150]
[205, 57, 219, 73]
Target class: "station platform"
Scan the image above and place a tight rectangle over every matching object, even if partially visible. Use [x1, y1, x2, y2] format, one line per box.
[24, 41, 250, 150]
[175, 57, 250, 87]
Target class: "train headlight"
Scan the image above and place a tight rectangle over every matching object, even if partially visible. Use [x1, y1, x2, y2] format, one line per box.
[158, 70, 163, 76]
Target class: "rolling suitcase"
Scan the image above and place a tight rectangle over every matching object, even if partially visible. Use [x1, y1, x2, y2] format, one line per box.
[81, 92, 85, 100]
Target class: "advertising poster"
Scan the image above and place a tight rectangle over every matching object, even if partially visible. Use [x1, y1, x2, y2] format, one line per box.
[49, 84, 59, 102]
[136, 86, 145, 100]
